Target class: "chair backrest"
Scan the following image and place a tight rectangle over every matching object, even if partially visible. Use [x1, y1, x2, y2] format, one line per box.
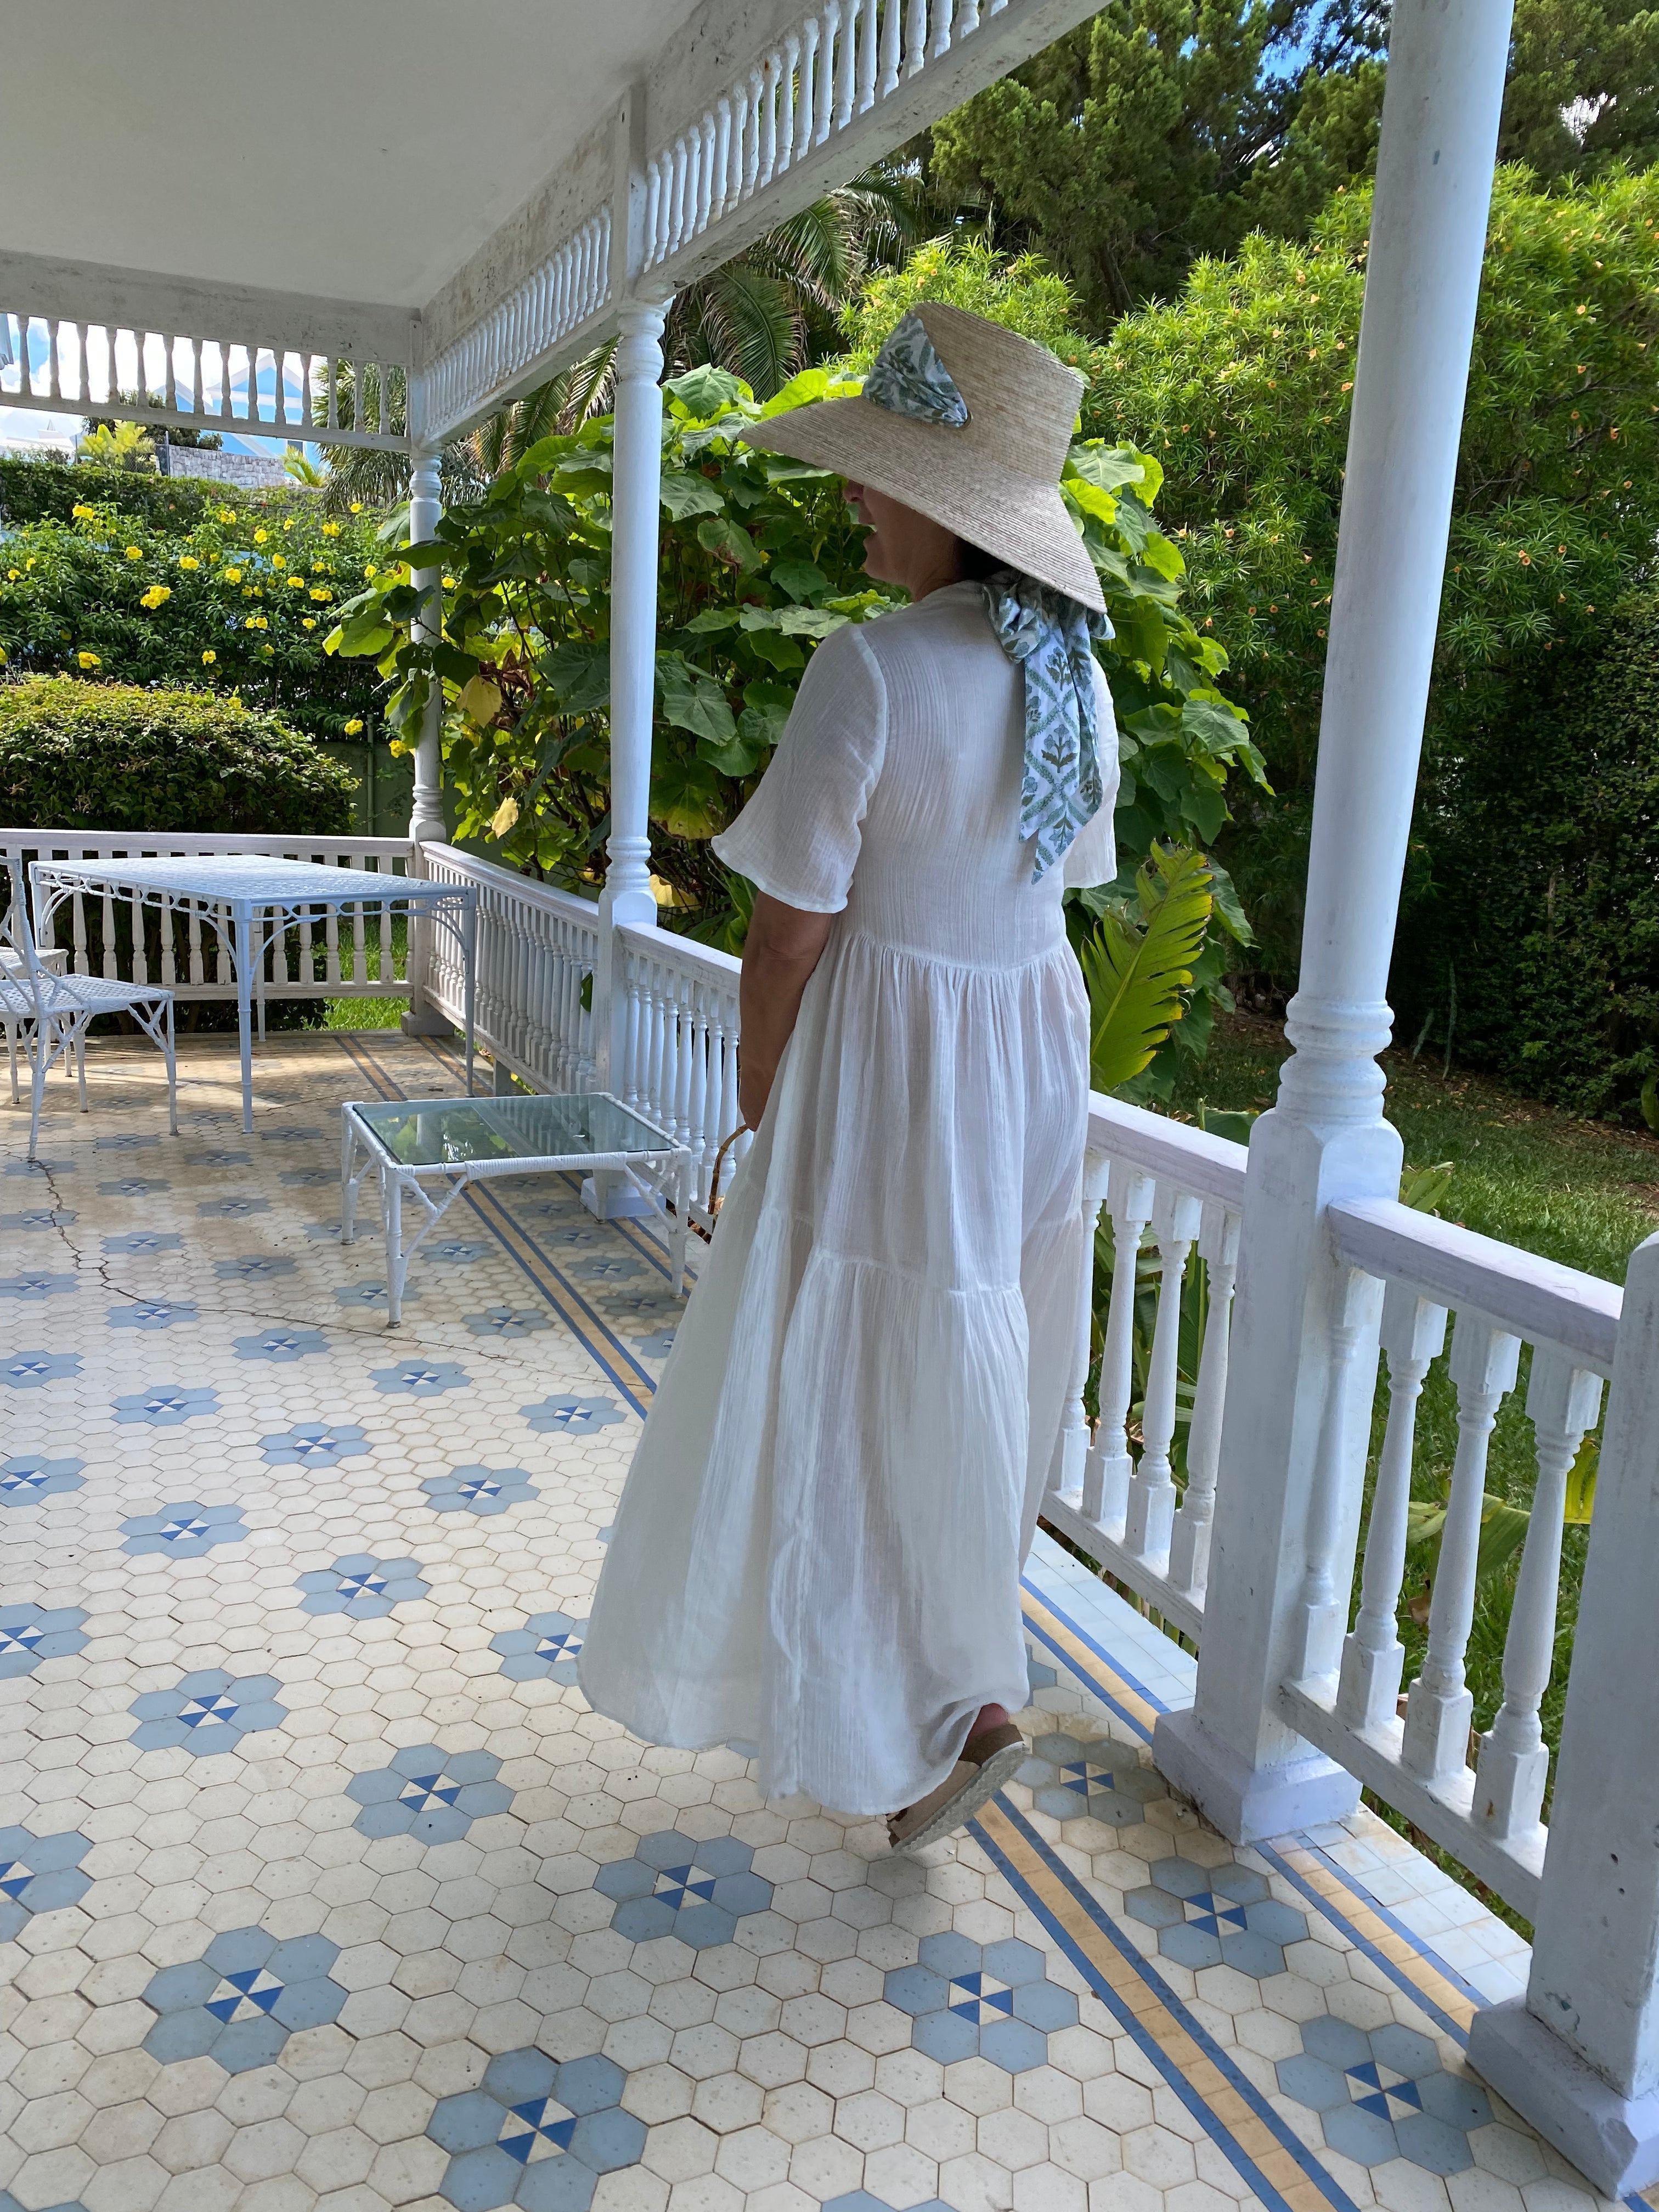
[0, 860, 54, 1014]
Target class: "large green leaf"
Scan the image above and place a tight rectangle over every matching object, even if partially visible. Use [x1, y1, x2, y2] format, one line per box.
[696, 515, 762, 572]
[657, 652, 737, 744]
[1081, 845, 1214, 1093]
[665, 365, 751, 421]
[659, 471, 726, 522]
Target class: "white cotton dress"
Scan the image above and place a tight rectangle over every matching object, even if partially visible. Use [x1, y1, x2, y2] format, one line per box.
[578, 579, 1118, 1818]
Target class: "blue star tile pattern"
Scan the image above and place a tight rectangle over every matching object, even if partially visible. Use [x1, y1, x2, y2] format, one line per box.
[259, 1125, 323, 1142]
[141, 1926, 347, 2075]
[1, 1349, 80, 1387]
[595, 1831, 774, 1950]
[573, 1254, 645, 1283]
[0, 1605, 88, 1678]
[197, 1195, 272, 1219]
[346, 1745, 512, 1845]
[129, 1669, 286, 1756]
[95, 1133, 160, 1152]
[261, 1422, 371, 1467]
[1020, 1731, 1171, 1829]
[490, 1609, 585, 1683]
[109, 1300, 198, 1331]
[631, 1328, 679, 1358]
[0, 1208, 76, 1231]
[185, 1149, 252, 1168]
[1025, 1641, 1058, 1694]
[0, 1456, 84, 1505]
[213, 1254, 298, 1282]
[885, 1932, 1078, 2072]
[1125, 1857, 1307, 1978]
[233, 1328, 328, 1363]
[1277, 2017, 1491, 2173]
[335, 1282, 421, 1310]
[97, 1176, 170, 1196]
[280, 1167, 336, 1186]
[463, 1308, 552, 1340]
[425, 1466, 539, 1518]
[0, 1826, 93, 1939]
[3, 1158, 74, 1176]
[520, 1396, 624, 1437]
[427, 1239, 487, 1265]
[0, 1273, 77, 1301]
[111, 1383, 219, 1428]
[428, 2045, 646, 2211]
[608, 1291, 681, 1326]
[371, 1358, 471, 1397]
[296, 1553, 429, 1619]
[121, 1500, 247, 1560]
[103, 1230, 183, 1255]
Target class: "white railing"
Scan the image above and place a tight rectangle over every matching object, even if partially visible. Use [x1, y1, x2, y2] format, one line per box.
[1, 829, 416, 1003]
[1276, 1197, 1621, 1920]
[1041, 1099, 1249, 1643]
[421, 843, 600, 1093]
[617, 922, 747, 1229]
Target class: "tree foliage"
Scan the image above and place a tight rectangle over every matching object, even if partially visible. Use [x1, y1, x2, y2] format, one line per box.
[1099, 164, 1659, 977]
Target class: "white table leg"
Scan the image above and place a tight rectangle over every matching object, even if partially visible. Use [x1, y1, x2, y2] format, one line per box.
[385, 1168, 405, 1328]
[234, 910, 254, 1133]
[341, 1115, 360, 1244]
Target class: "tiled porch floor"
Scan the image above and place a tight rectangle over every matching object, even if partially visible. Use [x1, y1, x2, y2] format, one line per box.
[0, 1031, 1621, 2212]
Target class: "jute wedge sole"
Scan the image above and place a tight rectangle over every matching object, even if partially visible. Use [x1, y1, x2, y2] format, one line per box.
[886, 1722, 1025, 1853]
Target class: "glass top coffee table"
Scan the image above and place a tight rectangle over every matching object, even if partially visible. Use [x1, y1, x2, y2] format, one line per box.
[341, 1091, 692, 1325]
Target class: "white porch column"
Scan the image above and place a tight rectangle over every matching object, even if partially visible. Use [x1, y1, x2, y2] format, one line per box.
[1466, 1234, 1659, 2194]
[1153, 0, 1514, 1839]
[585, 293, 670, 1207]
[401, 448, 452, 1036]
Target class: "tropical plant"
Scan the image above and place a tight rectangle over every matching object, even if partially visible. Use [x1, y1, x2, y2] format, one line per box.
[1081, 844, 1216, 1095]
[76, 419, 157, 473]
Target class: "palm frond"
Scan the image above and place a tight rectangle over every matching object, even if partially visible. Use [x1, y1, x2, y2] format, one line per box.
[1081, 845, 1215, 1093]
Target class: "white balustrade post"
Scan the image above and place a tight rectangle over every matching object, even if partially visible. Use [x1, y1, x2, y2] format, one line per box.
[1474, 1348, 1601, 1839]
[401, 447, 453, 1037]
[1336, 1284, 1447, 1734]
[1082, 1163, 1155, 1532]
[1047, 1150, 1113, 1506]
[1152, 0, 1514, 1839]
[1468, 1237, 1659, 2194]
[1167, 1199, 1240, 1604]
[1125, 1189, 1203, 1564]
[585, 288, 672, 1215]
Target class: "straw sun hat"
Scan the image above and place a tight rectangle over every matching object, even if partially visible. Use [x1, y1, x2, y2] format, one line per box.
[740, 300, 1103, 615]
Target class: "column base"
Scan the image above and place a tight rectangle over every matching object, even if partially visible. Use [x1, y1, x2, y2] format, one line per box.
[399, 1007, 455, 1039]
[582, 1172, 653, 1222]
[1153, 1707, 1361, 1842]
[1469, 1998, 1659, 2196]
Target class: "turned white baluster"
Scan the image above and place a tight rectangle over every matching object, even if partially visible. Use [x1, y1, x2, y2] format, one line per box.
[1474, 1348, 1602, 1837]
[1401, 1313, 1522, 1782]
[1126, 1189, 1203, 1562]
[1167, 1198, 1240, 1603]
[1336, 1284, 1447, 1733]
[1286, 1266, 1385, 1685]
[1047, 1150, 1113, 1506]
[1083, 1163, 1156, 1530]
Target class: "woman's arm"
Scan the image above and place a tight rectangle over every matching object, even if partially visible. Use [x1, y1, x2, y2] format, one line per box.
[737, 891, 835, 1128]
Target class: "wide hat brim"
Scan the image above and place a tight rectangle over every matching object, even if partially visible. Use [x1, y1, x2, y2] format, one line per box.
[740, 391, 1106, 616]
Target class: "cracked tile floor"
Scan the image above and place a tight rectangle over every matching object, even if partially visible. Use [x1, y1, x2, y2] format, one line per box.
[0, 1030, 1630, 2212]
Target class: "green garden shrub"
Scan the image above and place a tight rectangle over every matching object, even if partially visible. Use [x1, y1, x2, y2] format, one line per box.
[0, 457, 239, 531]
[0, 675, 356, 834]
[1392, 594, 1659, 1120]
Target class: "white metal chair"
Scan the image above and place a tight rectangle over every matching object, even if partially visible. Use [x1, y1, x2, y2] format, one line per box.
[1, 863, 177, 1159]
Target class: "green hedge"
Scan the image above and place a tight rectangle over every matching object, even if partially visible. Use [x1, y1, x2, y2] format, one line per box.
[1393, 594, 1659, 1120]
[0, 675, 356, 834]
[0, 456, 264, 532]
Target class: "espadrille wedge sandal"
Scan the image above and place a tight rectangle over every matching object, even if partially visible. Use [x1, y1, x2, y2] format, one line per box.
[886, 1722, 1025, 1853]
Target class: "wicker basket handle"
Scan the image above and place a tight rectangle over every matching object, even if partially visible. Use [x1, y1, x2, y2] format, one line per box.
[707, 1124, 749, 1220]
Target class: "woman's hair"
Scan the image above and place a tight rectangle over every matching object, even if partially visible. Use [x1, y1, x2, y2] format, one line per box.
[953, 535, 1007, 584]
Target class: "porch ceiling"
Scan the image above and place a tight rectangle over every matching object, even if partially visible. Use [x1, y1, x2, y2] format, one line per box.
[0, 1, 702, 307]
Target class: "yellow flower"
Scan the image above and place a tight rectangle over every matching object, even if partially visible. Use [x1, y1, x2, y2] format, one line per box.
[302, 618, 317, 630]
[217, 506, 237, 523]
[207, 549, 220, 562]
[442, 575, 458, 589]
[283, 518, 295, 532]
[321, 522, 341, 537]
[364, 564, 377, 579]
[261, 642, 275, 656]
[350, 501, 363, 514]
[253, 528, 269, 544]
[71, 503, 93, 519]
[77, 651, 100, 669]
[344, 719, 364, 735]
[309, 586, 332, 602]
[245, 614, 269, 631]
[224, 568, 242, 584]
[7, 569, 18, 582]
[201, 650, 217, 664]
[287, 574, 305, 589]
[272, 553, 286, 570]
[125, 545, 143, 561]
[139, 585, 171, 610]
[178, 555, 200, 571]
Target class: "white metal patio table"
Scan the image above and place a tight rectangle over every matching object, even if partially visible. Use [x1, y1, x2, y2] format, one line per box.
[340, 1090, 692, 1325]
[28, 855, 477, 1132]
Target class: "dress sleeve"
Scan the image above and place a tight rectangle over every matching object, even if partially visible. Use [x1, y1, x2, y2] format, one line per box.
[711, 619, 888, 913]
[1061, 658, 1121, 890]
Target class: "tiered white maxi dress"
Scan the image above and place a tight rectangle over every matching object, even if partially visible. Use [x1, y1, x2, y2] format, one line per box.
[579, 580, 1117, 1818]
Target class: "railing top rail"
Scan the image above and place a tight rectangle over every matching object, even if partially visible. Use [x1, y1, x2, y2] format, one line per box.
[1086, 1093, 1249, 1210]
[0, 828, 414, 857]
[1329, 1194, 1622, 1372]
[617, 919, 743, 984]
[419, 843, 602, 935]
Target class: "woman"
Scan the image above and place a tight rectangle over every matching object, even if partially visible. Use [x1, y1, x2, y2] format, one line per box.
[580, 302, 1118, 1849]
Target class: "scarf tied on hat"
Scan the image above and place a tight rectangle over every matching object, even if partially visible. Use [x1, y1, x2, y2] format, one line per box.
[864, 313, 1113, 882]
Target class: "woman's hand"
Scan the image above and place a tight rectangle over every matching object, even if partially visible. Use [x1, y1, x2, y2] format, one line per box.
[737, 893, 835, 1128]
